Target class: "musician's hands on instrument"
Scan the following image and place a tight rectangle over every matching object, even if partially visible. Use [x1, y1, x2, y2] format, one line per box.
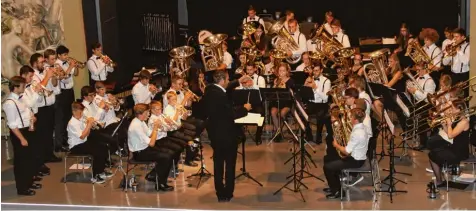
[244, 103, 252, 111]
[153, 119, 162, 129]
[86, 117, 95, 125]
[33, 84, 43, 92]
[407, 87, 416, 94]
[164, 117, 174, 125]
[31, 115, 37, 124]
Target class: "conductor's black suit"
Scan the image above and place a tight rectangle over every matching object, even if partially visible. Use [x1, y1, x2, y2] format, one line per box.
[202, 81, 248, 199]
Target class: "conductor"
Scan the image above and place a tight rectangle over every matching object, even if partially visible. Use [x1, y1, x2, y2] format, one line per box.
[202, 71, 251, 202]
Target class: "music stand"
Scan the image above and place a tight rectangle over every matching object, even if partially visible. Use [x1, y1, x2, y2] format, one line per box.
[260, 88, 292, 144]
[107, 112, 129, 187]
[233, 89, 262, 142]
[290, 71, 308, 86]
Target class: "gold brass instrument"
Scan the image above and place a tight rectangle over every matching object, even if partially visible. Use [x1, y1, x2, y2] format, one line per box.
[330, 108, 352, 158]
[67, 57, 86, 68]
[183, 88, 201, 102]
[199, 78, 207, 91]
[269, 48, 287, 73]
[445, 38, 467, 58]
[169, 46, 195, 78]
[241, 47, 265, 75]
[31, 80, 53, 97]
[82, 116, 102, 130]
[427, 76, 476, 106]
[408, 96, 473, 128]
[274, 78, 286, 88]
[240, 21, 259, 48]
[405, 38, 431, 65]
[268, 20, 301, 64]
[364, 48, 390, 84]
[310, 24, 344, 61]
[99, 53, 116, 67]
[201, 33, 228, 71]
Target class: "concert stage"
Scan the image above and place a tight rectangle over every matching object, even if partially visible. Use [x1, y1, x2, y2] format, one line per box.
[1, 128, 475, 210]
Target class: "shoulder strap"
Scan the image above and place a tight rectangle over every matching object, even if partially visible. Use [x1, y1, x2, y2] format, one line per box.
[422, 78, 430, 90]
[430, 47, 437, 59]
[322, 78, 329, 91]
[5, 99, 25, 127]
[463, 43, 469, 53]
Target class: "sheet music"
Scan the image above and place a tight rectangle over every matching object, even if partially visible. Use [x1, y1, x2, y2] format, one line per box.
[395, 95, 410, 117]
[384, 110, 394, 135]
[234, 112, 265, 126]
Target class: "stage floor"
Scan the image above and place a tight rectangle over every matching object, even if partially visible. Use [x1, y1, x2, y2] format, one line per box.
[1, 127, 476, 210]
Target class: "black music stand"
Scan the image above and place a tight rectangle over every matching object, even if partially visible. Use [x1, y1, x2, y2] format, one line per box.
[260, 88, 292, 144]
[233, 89, 262, 142]
[290, 71, 308, 86]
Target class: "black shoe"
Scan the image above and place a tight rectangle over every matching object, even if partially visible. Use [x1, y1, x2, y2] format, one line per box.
[157, 183, 174, 191]
[37, 171, 49, 177]
[218, 196, 230, 202]
[33, 176, 42, 182]
[185, 161, 198, 167]
[323, 187, 332, 193]
[193, 157, 201, 162]
[30, 183, 42, 189]
[326, 191, 344, 199]
[17, 189, 35, 196]
[46, 155, 62, 163]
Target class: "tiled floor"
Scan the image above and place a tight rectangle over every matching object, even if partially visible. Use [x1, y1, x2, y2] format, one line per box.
[1, 127, 476, 210]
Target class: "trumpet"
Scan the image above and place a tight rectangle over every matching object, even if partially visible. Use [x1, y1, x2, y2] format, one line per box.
[183, 87, 201, 101]
[199, 78, 207, 91]
[67, 57, 86, 68]
[82, 116, 103, 130]
[99, 53, 116, 67]
[176, 105, 189, 116]
[149, 84, 160, 95]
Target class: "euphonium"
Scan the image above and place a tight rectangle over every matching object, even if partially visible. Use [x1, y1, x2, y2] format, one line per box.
[364, 48, 390, 84]
[403, 67, 425, 100]
[201, 33, 228, 71]
[268, 20, 301, 64]
[169, 46, 195, 78]
[310, 24, 344, 61]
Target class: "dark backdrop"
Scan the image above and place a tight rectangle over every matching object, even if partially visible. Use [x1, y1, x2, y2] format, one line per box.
[188, 0, 460, 46]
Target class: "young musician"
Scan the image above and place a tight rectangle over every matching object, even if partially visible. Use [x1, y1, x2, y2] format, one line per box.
[441, 27, 454, 58]
[351, 54, 364, 76]
[323, 108, 368, 199]
[239, 62, 266, 89]
[442, 28, 470, 86]
[81, 86, 105, 122]
[3, 76, 40, 195]
[330, 19, 350, 48]
[323, 11, 335, 35]
[270, 63, 295, 141]
[31, 52, 62, 162]
[67, 102, 110, 184]
[419, 28, 442, 87]
[221, 42, 233, 71]
[202, 70, 251, 202]
[276, 19, 307, 61]
[55, 45, 79, 151]
[349, 76, 371, 115]
[283, 10, 298, 32]
[428, 100, 470, 188]
[344, 89, 373, 139]
[132, 70, 158, 105]
[163, 76, 192, 108]
[242, 5, 265, 32]
[128, 103, 175, 191]
[394, 23, 414, 68]
[296, 52, 312, 72]
[304, 62, 331, 144]
[87, 42, 114, 84]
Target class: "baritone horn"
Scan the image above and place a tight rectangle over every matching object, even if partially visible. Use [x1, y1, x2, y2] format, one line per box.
[268, 20, 301, 64]
[364, 48, 390, 84]
[201, 33, 228, 71]
[169, 46, 195, 78]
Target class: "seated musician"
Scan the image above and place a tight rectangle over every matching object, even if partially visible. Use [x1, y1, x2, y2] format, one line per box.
[272, 19, 307, 62]
[330, 19, 350, 48]
[243, 24, 268, 55]
[270, 63, 295, 141]
[304, 61, 331, 144]
[419, 28, 442, 87]
[407, 62, 436, 150]
[67, 102, 110, 184]
[373, 53, 407, 125]
[128, 103, 174, 191]
[237, 62, 265, 145]
[428, 100, 470, 188]
[323, 108, 368, 199]
[132, 70, 158, 105]
[295, 52, 311, 72]
[163, 76, 193, 108]
[350, 54, 364, 76]
[349, 76, 371, 115]
[394, 23, 414, 68]
[235, 54, 247, 76]
[217, 41, 233, 72]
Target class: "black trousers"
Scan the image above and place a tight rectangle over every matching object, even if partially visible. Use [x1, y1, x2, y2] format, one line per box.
[54, 88, 75, 147]
[156, 137, 184, 165]
[323, 156, 365, 192]
[132, 147, 174, 184]
[70, 139, 108, 176]
[37, 105, 55, 160]
[306, 102, 332, 143]
[94, 128, 119, 154]
[212, 144, 238, 198]
[10, 128, 35, 192]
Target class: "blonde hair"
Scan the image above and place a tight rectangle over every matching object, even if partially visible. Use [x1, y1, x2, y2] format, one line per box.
[277, 63, 291, 77]
[166, 91, 177, 100]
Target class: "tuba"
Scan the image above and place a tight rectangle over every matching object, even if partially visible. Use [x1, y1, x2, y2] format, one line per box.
[268, 20, 301, 64]
[169, 46, 195, 78]
[363, 48, 390, 84]
[201, 33, 228, 71]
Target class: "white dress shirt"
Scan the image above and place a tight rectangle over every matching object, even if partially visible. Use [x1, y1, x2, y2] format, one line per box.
[442, 42, 470, 73]
[424, 43, 442, 68]
[147, 114, 169, 140]
[223, 51, 233, 69]
[324, 23, 333, 35]
[334, 31, 351, 48]
[264, 63, 274, 75]
[22, 84, 39, 113]
[345, 123, 369, 161]
[273, 31, 307, 57]
[132, 82, 156, 105]
[93, 94, 119, 127]
[306, 39, 322, 53]
[363, 114, 373, 138]
[310, 75, 330, 103]
[164, 104, 182, 127]
[87, 55, 114, 81]
[82, 99, 105, 122]
[128, 118, 152, 152]
[358, 91, 372, 115]
[238, 73, 266, 89]
[2, 92, 33, 129]
[214, 83, 227, 93]
[32, 69, 60, 108]
[163, 88, 184, 108]
[67, 116, 87, 149]
[414, 74, 436, 102]
[55, 59, 76, 89]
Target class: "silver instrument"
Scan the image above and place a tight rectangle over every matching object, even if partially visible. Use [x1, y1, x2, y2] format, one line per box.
[201, 33, 228, 71]
[169, 46, 195, 78]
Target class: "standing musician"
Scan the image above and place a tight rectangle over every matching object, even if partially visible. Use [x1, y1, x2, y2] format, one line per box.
[87, 42, 114, 84]
[67, 102, 111, 184]
[304, 62, 331, 144]
[323, 11, 335, 35]
[296, 52, 312, 72]
[350, 54, 364, 76]
[3, 76, 40, 196]
[428, 100, 470, 188]
[270, 63, 295, 141]
[442, 28, 470, 87]
[128, 103, 175, 191]
[323, 108, 368, 199]
[202, 70, 251, 202]
[441, 27, 454, 75]
[132, 70, 158, 105]
[55, 45, 79, 150]
[407, 62, 436, 150]
[330, 19, 350, 48]
[31, 52, 62, 163]
[242, 5, 265, 34]
[419, 28, 442, 87]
